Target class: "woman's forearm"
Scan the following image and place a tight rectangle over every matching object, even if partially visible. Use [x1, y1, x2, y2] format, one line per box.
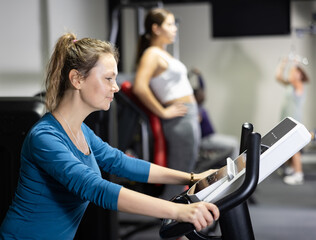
[132, 85, 166, 118]
[147, 164, 216, 185]
[117, 187, 178, 219]
[147, 163, 192, 185]
[275, 59, 289, 84]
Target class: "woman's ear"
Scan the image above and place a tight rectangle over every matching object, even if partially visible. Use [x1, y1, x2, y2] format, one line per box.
[152, 23, 160, 36]
[69, 69, 83, 89]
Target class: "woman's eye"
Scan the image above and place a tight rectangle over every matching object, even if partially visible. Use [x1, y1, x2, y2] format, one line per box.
[106, 78, 116, 84]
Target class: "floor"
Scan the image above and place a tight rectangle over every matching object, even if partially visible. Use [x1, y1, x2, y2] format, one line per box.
[250, 160, 316, 240]
[118, 152, 316, 240]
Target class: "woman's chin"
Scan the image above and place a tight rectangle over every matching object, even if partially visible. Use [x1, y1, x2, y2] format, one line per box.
[102, 103, 111, 111]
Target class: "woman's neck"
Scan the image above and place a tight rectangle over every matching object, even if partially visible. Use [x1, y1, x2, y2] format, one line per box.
[54, 92, 89, 131]
[150, 38, 167, 50]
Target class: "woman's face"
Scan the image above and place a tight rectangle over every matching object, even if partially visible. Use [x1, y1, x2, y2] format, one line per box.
[80, 53, 119, 111]
[157, 14, 177, 44]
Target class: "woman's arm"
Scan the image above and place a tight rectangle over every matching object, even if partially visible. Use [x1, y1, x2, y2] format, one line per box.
[133, 48, 187, 119]
[117, 187, 220, 232]
[275, 58, 289, 85]
[147, 163, 217, 185]
[133, 48, 166, 117]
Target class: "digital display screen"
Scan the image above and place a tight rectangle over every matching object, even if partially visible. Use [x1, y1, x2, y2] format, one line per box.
[261, 118, 296, 153]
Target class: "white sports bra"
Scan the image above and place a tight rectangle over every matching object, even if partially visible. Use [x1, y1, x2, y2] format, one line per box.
[150, 52, 193, 104]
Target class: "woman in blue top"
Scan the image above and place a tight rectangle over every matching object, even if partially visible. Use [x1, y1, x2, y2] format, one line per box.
[0, 33, 219, 239]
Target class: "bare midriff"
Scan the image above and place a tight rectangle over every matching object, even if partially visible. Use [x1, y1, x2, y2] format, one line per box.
[164, 95, 196, 106]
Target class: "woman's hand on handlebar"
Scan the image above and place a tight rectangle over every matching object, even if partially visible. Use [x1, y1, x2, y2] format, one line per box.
[175, 202, 220, 232]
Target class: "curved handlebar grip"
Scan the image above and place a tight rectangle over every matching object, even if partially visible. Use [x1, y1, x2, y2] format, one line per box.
[240, 122, 253, 154]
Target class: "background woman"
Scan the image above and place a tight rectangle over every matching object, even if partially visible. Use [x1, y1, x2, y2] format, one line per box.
[133, 8, 201, 200]
[276, 57, 309, 185]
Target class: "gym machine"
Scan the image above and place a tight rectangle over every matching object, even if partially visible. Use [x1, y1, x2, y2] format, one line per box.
[160, 117, 311, 240]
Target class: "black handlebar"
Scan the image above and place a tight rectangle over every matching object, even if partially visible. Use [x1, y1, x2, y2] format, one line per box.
[159, 125, 261, 239]
[215, 132, 261, 214]
[239, 122, 254, 154]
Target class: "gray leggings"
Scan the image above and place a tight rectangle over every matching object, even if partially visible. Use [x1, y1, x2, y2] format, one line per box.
[160, 103, 201, 200]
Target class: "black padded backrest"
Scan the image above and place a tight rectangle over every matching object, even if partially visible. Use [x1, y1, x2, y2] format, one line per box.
[84, 110, 110, 142]
[0, 97, 45, 223]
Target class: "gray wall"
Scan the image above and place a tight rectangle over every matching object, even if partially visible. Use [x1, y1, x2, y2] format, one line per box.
[0, 0, 108, 96]
[1, 0, 316, 138]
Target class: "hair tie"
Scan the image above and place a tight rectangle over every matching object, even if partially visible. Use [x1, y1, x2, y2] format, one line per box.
[73, 39, 77, 43]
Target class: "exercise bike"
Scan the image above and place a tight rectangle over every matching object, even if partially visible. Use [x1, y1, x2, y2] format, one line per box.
[160, 117, 311, 240]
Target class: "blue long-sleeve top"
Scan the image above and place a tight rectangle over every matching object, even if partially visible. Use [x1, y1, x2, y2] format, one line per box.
[0, 113, 151, 239]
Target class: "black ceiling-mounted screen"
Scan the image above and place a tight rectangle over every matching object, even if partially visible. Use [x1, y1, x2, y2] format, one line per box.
[211, 0, 291, 38]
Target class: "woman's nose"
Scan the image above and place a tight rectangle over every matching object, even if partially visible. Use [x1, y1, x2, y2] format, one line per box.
[112, 81, 120, 92]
